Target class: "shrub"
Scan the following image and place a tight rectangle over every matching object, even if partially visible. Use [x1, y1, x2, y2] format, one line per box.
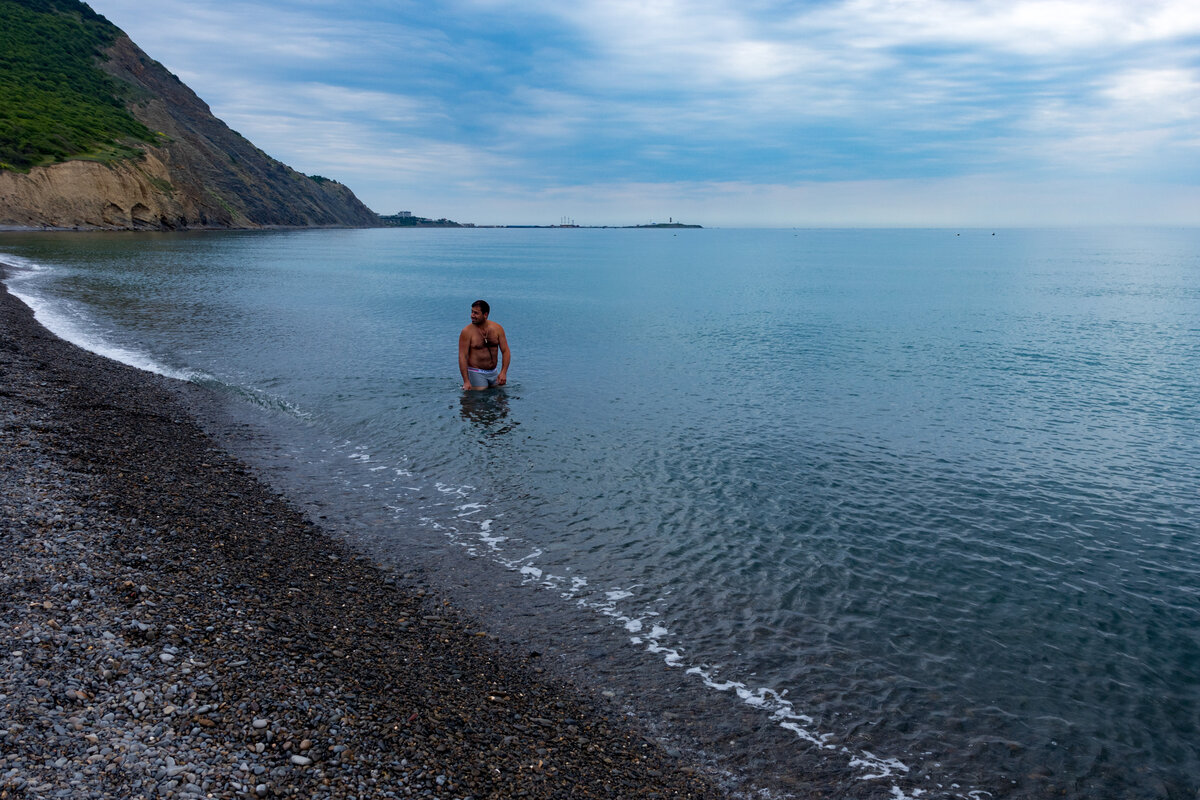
[0, 0, 159, 171]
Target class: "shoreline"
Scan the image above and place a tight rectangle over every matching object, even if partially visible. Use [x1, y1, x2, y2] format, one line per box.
[0, 276, 733, 798]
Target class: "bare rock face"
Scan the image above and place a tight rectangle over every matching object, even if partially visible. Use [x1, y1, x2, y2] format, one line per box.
[0, 153, 194, 230]
[0, 35, 380, 231]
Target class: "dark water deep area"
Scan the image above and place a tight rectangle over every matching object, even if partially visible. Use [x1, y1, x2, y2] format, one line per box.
[2, 227, 1198, 799]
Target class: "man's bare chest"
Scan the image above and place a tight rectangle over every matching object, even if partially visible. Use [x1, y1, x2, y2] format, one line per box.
[470, 326, 498, 349]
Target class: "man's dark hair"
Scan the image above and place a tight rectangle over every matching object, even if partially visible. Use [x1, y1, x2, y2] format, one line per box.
[472, 300, 490, 315]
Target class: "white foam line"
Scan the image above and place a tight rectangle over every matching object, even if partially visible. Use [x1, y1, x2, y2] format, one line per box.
[851, 751, 911, 781]
[475, 519, 507, 550]
[331, 445, 987, 800]
[4, 279, 195, 381]
[0, 253, 43, 273]
[4, 258, 319, 420]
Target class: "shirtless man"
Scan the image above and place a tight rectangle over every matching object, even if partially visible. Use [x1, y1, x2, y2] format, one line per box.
[458, 300, 510, 390]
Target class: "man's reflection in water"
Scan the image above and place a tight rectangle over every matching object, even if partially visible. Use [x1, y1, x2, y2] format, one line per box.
[459, 389, 518, 437]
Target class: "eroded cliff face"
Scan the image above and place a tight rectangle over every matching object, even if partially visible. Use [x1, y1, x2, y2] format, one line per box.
[0, 35, 380, 230]
[0, 153, 213, 229]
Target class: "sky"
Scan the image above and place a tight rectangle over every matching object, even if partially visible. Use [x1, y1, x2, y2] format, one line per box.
[89, 0, 1200, 227]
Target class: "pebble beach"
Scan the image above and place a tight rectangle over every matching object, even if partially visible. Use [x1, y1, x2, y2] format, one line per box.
[0, 274, 734, 800]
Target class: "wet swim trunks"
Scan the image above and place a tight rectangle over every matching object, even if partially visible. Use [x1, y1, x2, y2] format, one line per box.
[468, 365, 501, 388]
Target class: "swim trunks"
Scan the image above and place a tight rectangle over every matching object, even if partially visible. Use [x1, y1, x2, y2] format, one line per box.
[467, 365, 501, 388]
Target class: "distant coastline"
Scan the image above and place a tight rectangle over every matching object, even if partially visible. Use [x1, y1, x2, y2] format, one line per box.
[378, 213, 702, 229]
[0, 218, 704, 232]
[490, 222, 703, 229]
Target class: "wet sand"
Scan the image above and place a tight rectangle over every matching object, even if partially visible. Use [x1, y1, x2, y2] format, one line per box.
[0, 275, 735, 799]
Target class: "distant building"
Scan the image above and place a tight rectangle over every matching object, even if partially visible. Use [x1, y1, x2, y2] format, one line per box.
[395, 211, 413, 218]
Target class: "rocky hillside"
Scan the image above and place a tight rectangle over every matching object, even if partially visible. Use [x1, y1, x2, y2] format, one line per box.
[0, 0, 379, 230]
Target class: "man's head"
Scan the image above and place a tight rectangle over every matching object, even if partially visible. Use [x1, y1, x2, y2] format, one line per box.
[470, 299, 490, 325]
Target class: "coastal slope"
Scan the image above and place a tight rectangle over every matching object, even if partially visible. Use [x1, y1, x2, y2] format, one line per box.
[0, 0, 378, 230]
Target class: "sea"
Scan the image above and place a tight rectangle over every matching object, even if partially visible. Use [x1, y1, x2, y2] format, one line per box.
[1, 227, 1197, 799]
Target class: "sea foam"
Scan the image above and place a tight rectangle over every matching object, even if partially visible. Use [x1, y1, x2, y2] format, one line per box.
[2, 255, 195, 381]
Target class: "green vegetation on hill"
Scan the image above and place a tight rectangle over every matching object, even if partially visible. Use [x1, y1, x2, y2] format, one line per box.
[0, 0, 161, 171]
[378, 213, 463, 227]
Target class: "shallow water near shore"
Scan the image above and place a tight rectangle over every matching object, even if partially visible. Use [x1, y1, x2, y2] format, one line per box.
[3, 227, 1198, 799]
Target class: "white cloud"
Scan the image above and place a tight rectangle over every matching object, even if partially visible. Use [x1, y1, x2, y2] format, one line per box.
[1007, 67, 1200, 173]
[783, 0, 1200, 55]
[1102, 68, 1200, 124]
[511, 0, 1200, 90]
[467, 0, 1200, 166]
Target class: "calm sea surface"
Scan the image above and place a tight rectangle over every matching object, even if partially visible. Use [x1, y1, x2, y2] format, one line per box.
[2, 227, 1198, 799]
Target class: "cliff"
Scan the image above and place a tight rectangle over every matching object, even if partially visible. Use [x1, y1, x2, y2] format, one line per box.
[0, 2, 379, 230]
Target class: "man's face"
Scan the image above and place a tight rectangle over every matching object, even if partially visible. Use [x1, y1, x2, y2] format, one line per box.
[470, 305, 487, 325]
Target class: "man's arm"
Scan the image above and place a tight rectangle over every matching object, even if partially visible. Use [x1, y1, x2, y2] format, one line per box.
[458, 327, 474, 390]
[496, 325, 511, 386]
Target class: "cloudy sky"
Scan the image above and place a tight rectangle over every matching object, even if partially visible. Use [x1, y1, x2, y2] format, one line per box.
[90, 0, 1200, 227]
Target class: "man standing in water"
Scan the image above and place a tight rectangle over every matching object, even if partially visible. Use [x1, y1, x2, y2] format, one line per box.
[459, 299, 510, 390]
